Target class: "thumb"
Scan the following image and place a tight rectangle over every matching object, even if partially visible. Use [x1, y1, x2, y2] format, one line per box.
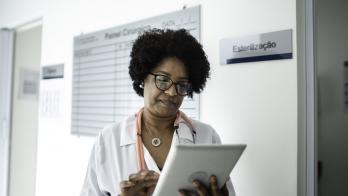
[147, 185, 155, 195]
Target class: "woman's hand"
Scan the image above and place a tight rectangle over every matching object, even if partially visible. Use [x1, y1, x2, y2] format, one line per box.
[179, 175, 229, 196]
[119, 170, 159, 196]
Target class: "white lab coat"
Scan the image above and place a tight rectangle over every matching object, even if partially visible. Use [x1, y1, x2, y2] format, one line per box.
[80, 114, 235, 196]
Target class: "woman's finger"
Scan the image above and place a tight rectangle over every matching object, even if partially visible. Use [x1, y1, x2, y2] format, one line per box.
[120, 180, 135, 192]
[128, 173, 140, 181]
[178, 189, 190, 196]
[193, 180, 209, 196]
[128, 169, 148, 181]
[209, 175, 219, 196]
[220, 183, 229, 196]
[129, 170, 159, 182]
[143, 170, 159, 181]
[130, 178, 158, 192]
[137, 179, 158, 189]
[120, 171, 159, 195]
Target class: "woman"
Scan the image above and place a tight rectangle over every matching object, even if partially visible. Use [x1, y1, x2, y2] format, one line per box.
[81, 29, 235, 196]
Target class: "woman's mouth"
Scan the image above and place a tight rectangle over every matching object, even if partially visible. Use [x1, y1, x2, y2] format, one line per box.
[159, 100, 177, 108]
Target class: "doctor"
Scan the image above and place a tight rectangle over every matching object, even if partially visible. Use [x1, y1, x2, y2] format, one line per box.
[80, 29, 235, 196]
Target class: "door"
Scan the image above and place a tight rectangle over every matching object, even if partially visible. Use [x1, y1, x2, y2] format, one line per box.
[316, 0, 348, 195]
[8, 24, 42, 196]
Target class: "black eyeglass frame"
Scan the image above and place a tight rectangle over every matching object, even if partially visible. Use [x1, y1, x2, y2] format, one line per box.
[149, 72, 192, 96]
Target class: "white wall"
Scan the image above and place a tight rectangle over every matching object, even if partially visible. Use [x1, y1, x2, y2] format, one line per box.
[317, 0, 348, 195]
[0, 0, 298, 196]
[0, 0, 44, 26]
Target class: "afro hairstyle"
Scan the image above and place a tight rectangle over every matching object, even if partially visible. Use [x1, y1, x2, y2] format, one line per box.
[128, 28, 210, 98]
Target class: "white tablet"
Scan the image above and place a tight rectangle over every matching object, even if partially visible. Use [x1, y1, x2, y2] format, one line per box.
[152, 144, 246, 196]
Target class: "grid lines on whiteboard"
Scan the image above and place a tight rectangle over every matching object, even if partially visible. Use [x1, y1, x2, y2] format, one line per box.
[72, 41, 142, 135]
[71, 6, 201, 136]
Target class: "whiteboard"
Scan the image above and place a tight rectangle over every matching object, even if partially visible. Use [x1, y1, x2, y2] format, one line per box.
[72, 6, 201, 136]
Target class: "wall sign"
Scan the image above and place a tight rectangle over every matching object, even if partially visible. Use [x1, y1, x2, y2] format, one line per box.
[18, 68, 39, 100]
[220, 29, 293, 64]
[42, 64, 64, 79]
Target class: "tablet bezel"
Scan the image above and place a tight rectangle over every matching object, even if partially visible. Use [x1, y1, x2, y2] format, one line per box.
[152, 144, 246, 196]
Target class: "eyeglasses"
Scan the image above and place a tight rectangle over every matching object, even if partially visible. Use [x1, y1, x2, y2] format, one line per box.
[149, 72, 192, 96]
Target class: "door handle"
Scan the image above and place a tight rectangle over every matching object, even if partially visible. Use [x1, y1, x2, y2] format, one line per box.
[318, 160, 323, 180]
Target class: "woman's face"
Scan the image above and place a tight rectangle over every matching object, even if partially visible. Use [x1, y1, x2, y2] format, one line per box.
[143, 57, 188, 118]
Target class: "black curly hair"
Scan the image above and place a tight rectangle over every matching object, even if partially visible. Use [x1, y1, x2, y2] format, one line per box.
[129, 28, 210, 98]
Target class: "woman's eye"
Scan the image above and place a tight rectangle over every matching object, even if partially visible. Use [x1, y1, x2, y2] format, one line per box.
[157, 76, 170, 83]
[178, 83, 186, 87]
[178, 83, 188, 88]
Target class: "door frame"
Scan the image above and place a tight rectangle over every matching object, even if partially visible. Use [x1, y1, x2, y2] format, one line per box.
[0, 16, 42, 196]
[0, 28, 15, 196]
[297, 0, 317, 195]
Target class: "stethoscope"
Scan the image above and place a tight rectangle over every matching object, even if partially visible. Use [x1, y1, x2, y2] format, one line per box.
[135, 107, 196, 171]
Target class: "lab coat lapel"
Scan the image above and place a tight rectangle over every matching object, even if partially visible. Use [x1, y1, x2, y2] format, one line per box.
[175, 122, 195, 144]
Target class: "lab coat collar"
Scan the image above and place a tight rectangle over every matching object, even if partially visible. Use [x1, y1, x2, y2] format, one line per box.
[119, 114, 137, 146]
[175, 121, 195, 144]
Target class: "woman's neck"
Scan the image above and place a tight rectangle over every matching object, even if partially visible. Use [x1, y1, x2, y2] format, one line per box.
[142, 109, 176, 135]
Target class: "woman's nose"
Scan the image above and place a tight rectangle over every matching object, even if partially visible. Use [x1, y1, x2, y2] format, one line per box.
[164, 84, 177, 96]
